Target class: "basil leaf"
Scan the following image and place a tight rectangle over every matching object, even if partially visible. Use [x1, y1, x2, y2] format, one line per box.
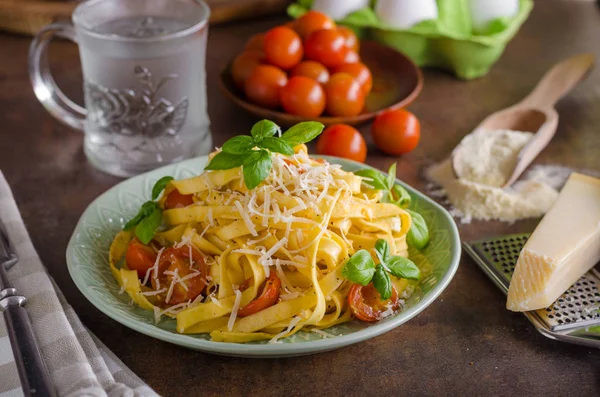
[151, 176, 174, 200]
[341, 249, 375, 286]
[261, 137, 294, 155]
[242, 150, 262, 166]
[135, 205, 162, 244]
[386, 163, 396, 190]
[355, 169, 388, 190]
[124, 201, 155, 230]
[406, 209, 430, 250]
[243, 150, 272, 190]
[222, 135, 255, 155]
[386, 256, 421, 280]
[250, 120, 280, 141]
[391, 185, 412, 208]
[280, 121, 324, 146]
[374, 239, 390, 264]
[372, 264, 392, 300]
[204, 152, 245, 170]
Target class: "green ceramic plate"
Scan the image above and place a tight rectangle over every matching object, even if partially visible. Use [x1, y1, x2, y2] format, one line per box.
[66, 156, 460, 357]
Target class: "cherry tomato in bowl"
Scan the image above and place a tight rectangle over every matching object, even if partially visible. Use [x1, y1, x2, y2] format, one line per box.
[325, 73, 365, 117]
[245, 33, 265, 53]
[290, 61, 330, 85]
[294, 10, 335, 39]
[316, 124, 367, 163]
[231, 51, 264, 90]
[244, 65, 288, 109]
[263, 26, 303, 70]
[125, 238, 157, 278]
[334, 62, 372, 95]
[305, 29, 348, 69]
[372, 109, 421, 155]
[337, 26, 359, 52]
[348, 283, 400, 322]
[279, 76, 326, 118]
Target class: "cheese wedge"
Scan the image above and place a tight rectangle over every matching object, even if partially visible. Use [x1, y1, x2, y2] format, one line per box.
[507, 173, 600, 312]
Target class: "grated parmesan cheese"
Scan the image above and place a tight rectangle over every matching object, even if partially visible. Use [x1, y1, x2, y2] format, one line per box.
[269, 316, 302, 344]
[235, 200, 258, 236]
[228, 289, 243, 331]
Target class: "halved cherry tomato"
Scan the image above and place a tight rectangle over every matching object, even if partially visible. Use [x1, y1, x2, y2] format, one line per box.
[126, 238, 158, 278]
[237, 272, 281, 317]
[245, 33, 265, 52]
[164, 190, 194, 209]
[305, 29, 348, 69]
[316, 124, 367, 163]
[244, 65, 288, 109]
[372, 109, 421, 155]
[348, 283, 399, 322]
[337, 26, 359, 52]
[334, 62, 372, 95]
[263, 26, 303, 70]
[325, 72, 365, 117]
[294, 11, 335, 39]
[152, 246, 208, 305]
[231, 50, 264, 90]
[342, 50, 360, 65]
[290, 60, 330, 85]
[279, 76, 326, 118]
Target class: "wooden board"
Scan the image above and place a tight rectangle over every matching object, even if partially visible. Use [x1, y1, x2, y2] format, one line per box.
[0, 0, 292, 36]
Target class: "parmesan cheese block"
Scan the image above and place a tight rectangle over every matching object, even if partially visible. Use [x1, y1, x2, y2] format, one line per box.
[507, 173, 600, 311]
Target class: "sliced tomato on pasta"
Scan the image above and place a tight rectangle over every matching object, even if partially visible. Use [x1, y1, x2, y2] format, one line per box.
[237, 272, 282, 317]
[348, 283, 399, 322]
[152, 246, 208, 305]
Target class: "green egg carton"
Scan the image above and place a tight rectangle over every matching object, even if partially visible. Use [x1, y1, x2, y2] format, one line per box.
[288, 0, 533, 80]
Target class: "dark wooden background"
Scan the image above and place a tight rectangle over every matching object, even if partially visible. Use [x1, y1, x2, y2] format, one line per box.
[0, 1, 599, 395]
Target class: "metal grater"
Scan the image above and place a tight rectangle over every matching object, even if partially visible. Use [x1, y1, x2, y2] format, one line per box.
[463, 234, 600, 348]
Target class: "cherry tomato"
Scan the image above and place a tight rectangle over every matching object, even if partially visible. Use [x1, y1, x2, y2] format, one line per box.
[245, 33, 265, 53]
[337, 26, 359, 52]
[290, 61, 330, 85]
[316, 124, 367, 163]
[152, 246, 208, 305]
[279, 76, 326, 118]
[263, 26, 303, 70]
[126, 238, 158, 278]
[348, 283, 399, 322]
[305, 29, 348, 69]
[342, 50, 360, 64]
[164, 190, 194, 209]
[231, 51, 264, 90]
[324, 73, 365, 117]
[294, 10, 335, 39]
[372, 109, 421, 155]
[334, 62, 372, 95]
[244, 65, 288, 109]
[237, 272, 281, 317]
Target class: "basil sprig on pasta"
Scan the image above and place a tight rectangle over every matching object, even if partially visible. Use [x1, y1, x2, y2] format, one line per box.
[342, 239, 420, 300]
[205, 120, 324, 190]
[356, 164, 429, 249]
[123, 176, 173, 244]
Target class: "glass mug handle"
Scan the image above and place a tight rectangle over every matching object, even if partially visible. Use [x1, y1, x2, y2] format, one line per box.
[29, 22, 86, 131]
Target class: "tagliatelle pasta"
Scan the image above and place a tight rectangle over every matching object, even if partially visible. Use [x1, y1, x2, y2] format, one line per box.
[109, 145, 420, 343]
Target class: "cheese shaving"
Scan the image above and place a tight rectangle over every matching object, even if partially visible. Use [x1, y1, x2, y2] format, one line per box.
[269, 316, 302, 344]
[235, 200, 258, 236]
[228, 289, 243, 331]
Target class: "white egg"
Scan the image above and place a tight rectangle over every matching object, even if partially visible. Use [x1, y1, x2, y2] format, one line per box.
[311, 0, 370, 21]
[375, 0, 439, 29]
[469, 0, 519, 32]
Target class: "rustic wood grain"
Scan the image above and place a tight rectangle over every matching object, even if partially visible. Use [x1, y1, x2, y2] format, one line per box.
[0, 1, 599, 396]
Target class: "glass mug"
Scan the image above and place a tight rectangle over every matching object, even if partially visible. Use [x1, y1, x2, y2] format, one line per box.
[29, 0, 212, 177]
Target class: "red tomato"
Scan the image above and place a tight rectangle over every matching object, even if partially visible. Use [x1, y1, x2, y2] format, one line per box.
[342, 50, 360, 64]
[337, 26, 359, 52]
[372, 109, 421, 155]
[152, 246, 208, 305]
[231, 51, 264, 90]
[304, 29, 348, 69]
[245, 33, 265, 53]
[316, 124, 367, 163]
[164, 190, 194, 209]
[237, 272, 281, 317]
[263, 26, 303, 70]
[290, 61, 330, 85]
[279, 76, 326, 118]
[334, 62, 372, 95]
[348, 283, 399, 322]
[324, 73, 365, 117]
[126, 238, 158, 278]
[295, 11, 335, 39]
[244, 65, 288, 109]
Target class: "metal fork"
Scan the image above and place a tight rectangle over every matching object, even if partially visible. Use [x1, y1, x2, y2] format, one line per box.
[0, 218, 56, 397]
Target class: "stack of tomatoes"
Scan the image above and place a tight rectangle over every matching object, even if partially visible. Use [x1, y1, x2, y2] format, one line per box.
[231, 11, 372, 118]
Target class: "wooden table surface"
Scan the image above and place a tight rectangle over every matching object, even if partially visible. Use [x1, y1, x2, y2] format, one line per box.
[1, 1, 599, 395]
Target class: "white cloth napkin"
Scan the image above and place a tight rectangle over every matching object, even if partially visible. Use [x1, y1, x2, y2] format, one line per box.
[0, 172, 160, 397]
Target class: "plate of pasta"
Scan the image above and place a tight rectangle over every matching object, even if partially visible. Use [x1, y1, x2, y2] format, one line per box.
[66, 121, 460, 357]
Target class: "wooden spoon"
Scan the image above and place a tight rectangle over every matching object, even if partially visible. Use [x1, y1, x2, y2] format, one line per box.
[452, 53, 594, 188]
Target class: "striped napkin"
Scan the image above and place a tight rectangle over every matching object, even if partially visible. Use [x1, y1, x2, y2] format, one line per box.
[0, 172, 160, 397]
